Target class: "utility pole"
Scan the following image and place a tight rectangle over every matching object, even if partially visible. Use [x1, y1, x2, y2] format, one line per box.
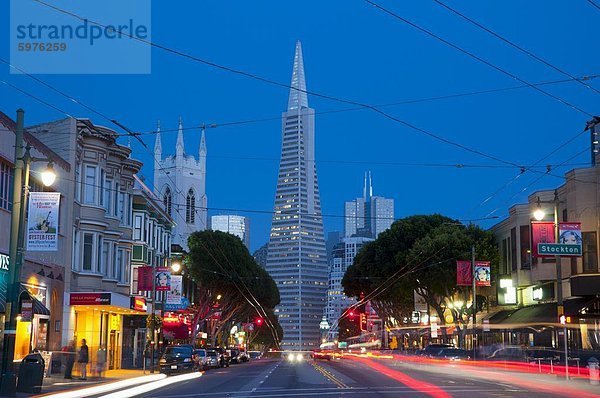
[0, 110, 25, 396]
[553, 191, 568, 380]
[471, 245, 476, 361]
[150, 264, 156, 373]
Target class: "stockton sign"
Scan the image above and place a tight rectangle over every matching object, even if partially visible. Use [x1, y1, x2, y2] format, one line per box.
[0, 253, 9, 271]
[538, 243, 582, 256]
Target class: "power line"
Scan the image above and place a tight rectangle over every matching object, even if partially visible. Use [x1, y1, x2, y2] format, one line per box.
[364, 0, 594, 117]
[587, 0, 600, 12]
[30, 0, 530, 169]
[432, 0, 600, 97]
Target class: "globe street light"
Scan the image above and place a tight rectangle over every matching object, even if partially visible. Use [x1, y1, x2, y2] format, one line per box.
[171, 261, 181, 273]
[40, 162, 56, 187]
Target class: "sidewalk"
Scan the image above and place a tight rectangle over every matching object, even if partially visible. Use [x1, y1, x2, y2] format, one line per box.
[18, 369, 149, 397]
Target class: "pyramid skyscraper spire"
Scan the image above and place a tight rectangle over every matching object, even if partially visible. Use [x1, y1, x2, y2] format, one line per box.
[287, 40, 309, 111]
[267, 42, 327, 350]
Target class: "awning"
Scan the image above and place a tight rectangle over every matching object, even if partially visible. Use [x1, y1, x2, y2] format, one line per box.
[496, 298, 593, 329]
[19, 284, 50, 316]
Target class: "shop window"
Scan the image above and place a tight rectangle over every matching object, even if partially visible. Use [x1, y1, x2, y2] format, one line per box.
[583, 232, 598, 273]
[82, 233, 93, 271]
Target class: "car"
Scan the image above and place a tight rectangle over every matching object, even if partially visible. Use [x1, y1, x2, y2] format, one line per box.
[238, 350, 250, 362]
[249, 351, 262, 360]
[205, 350, 221, 368]
[312, 349, 331, 360]
[194, 349, 211, 371]
[228, 348, 241, 364]
[159, 346, 196, 374]
[420, 343, 454, 357]
[430, 348, 470, 361]
[214, 347, 231, 367]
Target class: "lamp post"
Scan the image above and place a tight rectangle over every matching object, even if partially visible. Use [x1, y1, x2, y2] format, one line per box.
[0, 110, 57, 395]
[471, 245, 476, 361]
[533, 190, 569, 379]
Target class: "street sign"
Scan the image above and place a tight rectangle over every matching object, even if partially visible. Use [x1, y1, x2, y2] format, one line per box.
[538, 243, 582, 256]
[483, 319, 490, 332]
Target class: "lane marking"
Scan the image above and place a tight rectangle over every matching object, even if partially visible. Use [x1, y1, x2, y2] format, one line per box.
[99, 372, 202, 398]
[311, 361, 348, 389]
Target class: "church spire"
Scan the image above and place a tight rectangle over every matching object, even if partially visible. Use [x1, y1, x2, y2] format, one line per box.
[176, 116, 184, 157]
[154, 120, 162, 158]
[199, 124, 207, 158]
[287, 40, 308, 111]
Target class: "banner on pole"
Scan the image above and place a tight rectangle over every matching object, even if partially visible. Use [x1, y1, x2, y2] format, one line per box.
[531, 221, 555, 257]
[137, 266, 153, 291]
[155, 267, 171, 291]
[559, 222, 582, 245]
[27, 192, 60, 251]
[456, 260, 471, 286]
[474, 261, 491, 287]
[167, 275, 182, 305]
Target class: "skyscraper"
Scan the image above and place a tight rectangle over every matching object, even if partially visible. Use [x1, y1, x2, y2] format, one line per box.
[266, 41, 328, 350]
[344, 172, 394, 239]
[154, 119, 208, 251]
[211, 215, 250, 249]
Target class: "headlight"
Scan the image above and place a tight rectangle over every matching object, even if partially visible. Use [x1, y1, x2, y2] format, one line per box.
[287, 354, 295, 362]
[159, 359, 166, 364]
[184, 358, 191, 362]
[295, 353, 303, 362]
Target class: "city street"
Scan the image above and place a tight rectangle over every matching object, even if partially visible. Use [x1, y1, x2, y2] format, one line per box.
[111, 356, 599, 398]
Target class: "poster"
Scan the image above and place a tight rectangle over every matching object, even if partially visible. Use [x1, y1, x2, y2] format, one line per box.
[456, 260, 471, 286]
[167, 275, 182, 305]
[531, 221, 555, 257]
[137, 266, 153, 291]
[27, 192, 60, 251]
[474, 261, 491, 287]
[559, 222, 582, 245]
[155, 267, 171, 291]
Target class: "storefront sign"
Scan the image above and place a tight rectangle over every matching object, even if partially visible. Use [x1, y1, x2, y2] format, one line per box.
[0, 253, 9, 271]
[531, 221, 555, 257]
[167, 275, 182, 305]
[21, 299, 33, 322]
[474, 261, 491, 287]
[70, 292, 111, 306]
[155, 267, 171, 291]
[137, 266, 153, 291]
[130, 296, 147, 312]
[164, 296, 190, 312]
[27, 192, 60, 251]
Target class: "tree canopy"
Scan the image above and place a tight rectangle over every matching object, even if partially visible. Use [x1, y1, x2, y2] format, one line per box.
[186, 230, 281, 347]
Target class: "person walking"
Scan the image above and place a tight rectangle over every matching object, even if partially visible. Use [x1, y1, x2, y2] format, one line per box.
[63, 340, 76, 379]
[78, 339, 89, 380]
[96, 345, 107, 379]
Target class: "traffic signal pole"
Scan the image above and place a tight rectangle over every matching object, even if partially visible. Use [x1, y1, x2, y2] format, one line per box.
[471, 245, 476, 361]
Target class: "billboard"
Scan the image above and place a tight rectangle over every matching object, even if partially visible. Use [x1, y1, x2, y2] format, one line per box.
[27, 192, 60, 251]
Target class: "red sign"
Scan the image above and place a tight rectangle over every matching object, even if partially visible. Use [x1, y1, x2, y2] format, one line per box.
[130, 296, 147, 312]
[69, 293, 111, 306]
[531, 221, 555, 257]
[137, 266, 153, 291]
[456, 260, 471, 286]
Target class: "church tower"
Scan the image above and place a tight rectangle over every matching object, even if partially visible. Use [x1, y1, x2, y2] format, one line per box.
[154, 118, 208, 251]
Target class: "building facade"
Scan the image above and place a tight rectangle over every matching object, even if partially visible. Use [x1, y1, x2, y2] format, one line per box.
[490, 158, 600, 353]
[325, 236, 373, 339]
[211, 215, 250, 249]
[266, 41, 328, 350]
[344, 172, 394, 239]
[154, 119, 207, 251]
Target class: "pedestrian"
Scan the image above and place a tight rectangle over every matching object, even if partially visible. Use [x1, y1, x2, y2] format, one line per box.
[96, 345, 107, 379]
[63, 340, 76, 379]
[78, 338, 89, 380]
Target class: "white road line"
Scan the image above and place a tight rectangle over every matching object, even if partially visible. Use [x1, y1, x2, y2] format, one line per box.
[99, 372, 202, 398]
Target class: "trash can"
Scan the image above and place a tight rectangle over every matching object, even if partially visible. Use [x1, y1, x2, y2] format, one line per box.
[16, 353, 45, 393]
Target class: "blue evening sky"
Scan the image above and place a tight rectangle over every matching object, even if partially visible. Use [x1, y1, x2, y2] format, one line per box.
[2, 1, 599, 251]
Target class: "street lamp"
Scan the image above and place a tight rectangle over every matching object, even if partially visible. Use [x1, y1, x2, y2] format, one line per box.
[171, 261, 181, 273]
[532, 190, 569, 379]
[0, 110, 57, 395]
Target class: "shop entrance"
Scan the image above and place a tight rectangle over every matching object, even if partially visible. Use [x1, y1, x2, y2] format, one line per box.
[109, 330, 121, 370]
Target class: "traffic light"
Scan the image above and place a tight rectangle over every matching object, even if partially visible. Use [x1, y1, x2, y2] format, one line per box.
[255, 317, 264, 326]
[348, 310, 355, 318]
[559, 315, 571, 325]
[360, 313, 367, 331]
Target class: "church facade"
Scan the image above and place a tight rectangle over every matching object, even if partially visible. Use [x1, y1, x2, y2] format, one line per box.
[153, 118, 208, 251]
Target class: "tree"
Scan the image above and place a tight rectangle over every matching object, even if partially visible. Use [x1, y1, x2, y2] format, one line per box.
[342, 214, 454, 328]
[186, 231, 281, 346]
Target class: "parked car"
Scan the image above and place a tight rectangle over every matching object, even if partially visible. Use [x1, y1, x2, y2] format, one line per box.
[159, 346, 196, 374]
[194, 349, 210, 371]
[238, 350, 250, 362]
[205, 350, 221, 369]
[228, 348, 241, 364]
[249, 351, 262, 360]
[420, 343, 454, 357]
[430, 348, 470, 361]
[214, 347, 231, 367]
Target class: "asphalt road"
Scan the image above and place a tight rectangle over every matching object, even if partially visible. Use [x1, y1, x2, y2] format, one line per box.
[127, 356, 599, 398]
